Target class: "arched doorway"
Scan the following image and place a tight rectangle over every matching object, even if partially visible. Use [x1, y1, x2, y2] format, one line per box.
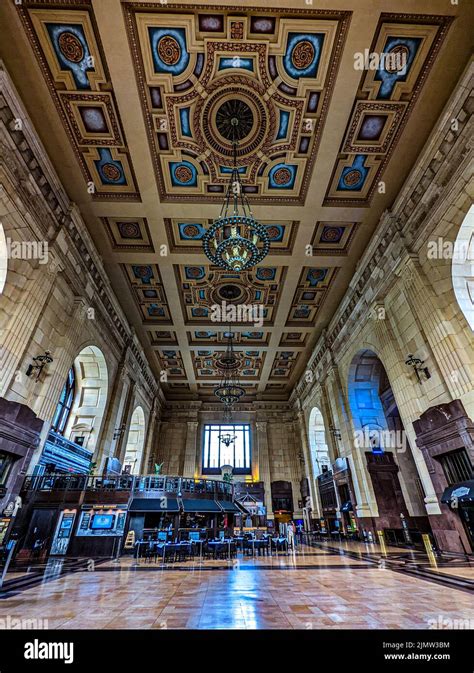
[347, 349, 429, 543]
[452, 203, 474, 330]
[123, 406, 146, 475]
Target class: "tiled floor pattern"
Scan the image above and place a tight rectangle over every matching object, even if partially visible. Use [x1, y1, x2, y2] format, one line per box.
[310, 538, 474, 588]
[1, 545, 473, 629]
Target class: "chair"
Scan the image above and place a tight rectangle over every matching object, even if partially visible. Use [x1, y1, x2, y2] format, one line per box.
[143, 544, 155, 563]
[202, 541, 214, 560]
[177, 543, 191, 563]
[163, 544, 177, 563]
[244, 538, 257, 556]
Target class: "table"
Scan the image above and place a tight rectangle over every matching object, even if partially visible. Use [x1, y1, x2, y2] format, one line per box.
[135, 541, 193, 562]
[207, 540, 235, 560]
[244, 538, 270, 557]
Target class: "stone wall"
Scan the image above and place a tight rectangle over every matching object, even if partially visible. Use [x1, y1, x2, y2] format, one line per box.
[292, 62, 474, 552]
[0, 63, 163, 509]
[153, 403, 305, 519]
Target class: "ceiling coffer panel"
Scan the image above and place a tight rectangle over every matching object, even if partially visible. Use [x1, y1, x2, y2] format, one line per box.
[124, 4, 351, 204]
[19, 2, 140, 200]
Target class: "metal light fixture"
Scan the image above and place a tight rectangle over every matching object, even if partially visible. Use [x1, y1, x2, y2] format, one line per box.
[405, 354, 431, 384]
[26, 350, 53, 381]
[202, 117, 269, 272]
[214, 331, 245, 406]
[218, 432, 237, 447]
[222, 404, 233, 422]
[329, 426, 342, 441]
[113, 424, 126, 440]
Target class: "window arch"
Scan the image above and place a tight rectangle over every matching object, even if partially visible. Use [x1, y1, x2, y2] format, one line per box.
[0, 222, 7, 295]
[50, 345, 108, 452]
[452, 204, 474, 330]
[308, 406, 331, 477]
[123, 406, 146, 475]
[51, 366, 75, 434]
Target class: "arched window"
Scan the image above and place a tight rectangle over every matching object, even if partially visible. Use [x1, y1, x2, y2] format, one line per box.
[308, 407, 331, 477]
[51, 367, 75, 434]
[0, 223, 7, 295]
[123, 406, 146, 475]
[452, 204, 474, 330]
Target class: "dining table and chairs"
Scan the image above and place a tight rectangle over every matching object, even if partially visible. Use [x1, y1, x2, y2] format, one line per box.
[133, 531, 291, 563]
[134, 540, 194, 563]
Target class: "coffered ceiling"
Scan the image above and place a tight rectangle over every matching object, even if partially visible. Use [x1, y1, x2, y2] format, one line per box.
[1, 0, 472, 402]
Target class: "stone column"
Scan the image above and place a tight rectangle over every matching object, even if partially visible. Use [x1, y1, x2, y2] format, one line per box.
[326, 363, 377, 520]
[255, 420, 273, 519]
[116, 378, 136, 464]
[371, 302, 440, 516]
[0, 253, 64, 399]
[286, 419, 304, 519]
[296, 408, 320, 517]
[182, 420, 199, 477]
[35, 296, 88, 423]
[97, 361, 130, 469]
[401, 255, 474, 399]
[140, 400, 160, 475]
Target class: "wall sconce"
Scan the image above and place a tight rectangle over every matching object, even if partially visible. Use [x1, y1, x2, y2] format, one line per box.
[25, 351, 53, 381]
[329, 426, 342, 441]
[405, 354, 431, 384]
[113, 424, 126, 440]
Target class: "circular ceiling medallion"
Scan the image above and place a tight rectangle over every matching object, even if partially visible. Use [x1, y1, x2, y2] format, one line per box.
[182, 224, 200, 238]
[292, 40, 315, 70]
[217, 284, 244, 302]
[195, 75, 276, 163]
[118, 222, 141, 238]
[209, 280, 252, 306]
[266, 226, 281, 240]
[102, 163, 121, 182]
[321, 226, 342, 242]
[157, 36, 181, 65]
[174, 165, 193, 183]
[385, 44, 409, 74]
[273, 167, 292, 185]
[343, 169, 362, 187]
[216, 353, 240, 371]
[215, 100, 254, 141]
[58, 31, 84, 63]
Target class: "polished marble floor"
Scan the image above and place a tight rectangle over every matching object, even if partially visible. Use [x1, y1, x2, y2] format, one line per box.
[1, 542, 473, 630]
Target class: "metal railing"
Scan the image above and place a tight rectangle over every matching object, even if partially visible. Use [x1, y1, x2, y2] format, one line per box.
[21, 473, 234, 498]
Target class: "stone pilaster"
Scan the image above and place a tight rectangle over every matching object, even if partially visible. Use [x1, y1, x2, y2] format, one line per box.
[255, 420, 273, 519]
[183, 420, 199, 477]
[116, 377, 136, 464]
[139, 405, 157, 474]
[296, 408, 320, 517]
[371, 304, 441, 516]
[401, 255, 474, 399]
[0, 252, 63, 400]
[326, 362, 377, 519]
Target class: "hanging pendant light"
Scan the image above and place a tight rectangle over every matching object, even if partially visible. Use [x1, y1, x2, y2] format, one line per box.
[218, 432, 237, 447]
[214, 331, 245, 406]
[203, 116, 270, 272]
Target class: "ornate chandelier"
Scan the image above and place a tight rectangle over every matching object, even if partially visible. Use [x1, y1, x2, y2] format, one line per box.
[214, 331, 245, 408]
[203, 117, 270, 272]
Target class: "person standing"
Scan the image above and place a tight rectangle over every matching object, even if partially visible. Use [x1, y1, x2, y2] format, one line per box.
[287, 520, 296, 552]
